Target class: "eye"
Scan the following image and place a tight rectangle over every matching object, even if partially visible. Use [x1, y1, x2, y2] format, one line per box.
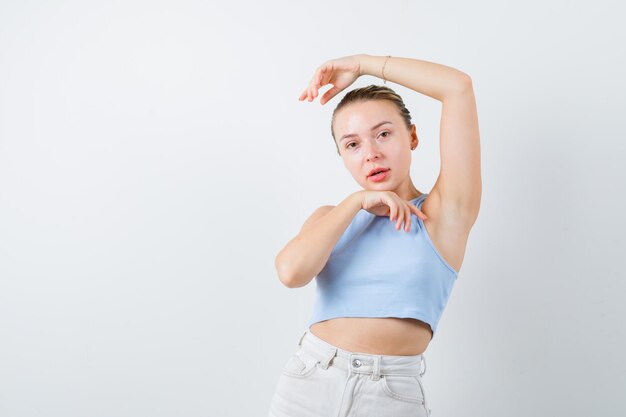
[346, 142, 357, 149]
[379, 131, 390, 138]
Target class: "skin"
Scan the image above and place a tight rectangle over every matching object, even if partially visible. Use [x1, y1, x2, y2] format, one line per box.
[311, 100, 436, 355]
[290, 54, 481, 355]
[334, 100, 421, 206]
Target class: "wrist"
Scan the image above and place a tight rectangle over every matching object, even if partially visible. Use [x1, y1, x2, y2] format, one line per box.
[349, 190, 365, 210]
[358, 54, 385, 78]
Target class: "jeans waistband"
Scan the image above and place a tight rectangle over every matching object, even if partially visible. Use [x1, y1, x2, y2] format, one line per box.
[295, 328, 426, 381]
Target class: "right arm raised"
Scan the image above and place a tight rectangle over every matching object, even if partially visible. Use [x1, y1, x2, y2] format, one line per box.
[275, 191, 363, 288]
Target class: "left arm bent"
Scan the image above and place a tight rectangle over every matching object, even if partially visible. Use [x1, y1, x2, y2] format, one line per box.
[435, 82, 481, 226]
[359, 54, 481, 226]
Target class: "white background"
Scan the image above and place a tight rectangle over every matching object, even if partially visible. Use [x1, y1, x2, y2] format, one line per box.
[1, 1, 625, 416]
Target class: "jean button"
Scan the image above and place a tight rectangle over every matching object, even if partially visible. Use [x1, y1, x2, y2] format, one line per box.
[352, 359, 362, 367]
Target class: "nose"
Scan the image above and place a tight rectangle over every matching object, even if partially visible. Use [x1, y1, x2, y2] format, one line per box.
[365, 143, 381, 162]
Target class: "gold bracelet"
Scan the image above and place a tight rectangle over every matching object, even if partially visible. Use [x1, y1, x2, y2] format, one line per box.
[382, 55, 391, 84]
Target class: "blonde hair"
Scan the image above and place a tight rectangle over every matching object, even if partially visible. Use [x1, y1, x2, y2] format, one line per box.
[330, 84, 413, 155]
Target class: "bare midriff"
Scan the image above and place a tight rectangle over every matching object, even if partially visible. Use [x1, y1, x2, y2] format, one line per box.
[309, 317, 433, 356]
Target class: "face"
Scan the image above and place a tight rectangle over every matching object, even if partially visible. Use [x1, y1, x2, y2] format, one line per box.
[333, 100, 418, 195]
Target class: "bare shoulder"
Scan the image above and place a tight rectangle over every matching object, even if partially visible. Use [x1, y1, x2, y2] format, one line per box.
[299, 205, 336, 235]
[419, 189, 475, 274]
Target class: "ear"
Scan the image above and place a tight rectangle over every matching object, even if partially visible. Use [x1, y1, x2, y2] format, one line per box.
[410, 124, 418, 149]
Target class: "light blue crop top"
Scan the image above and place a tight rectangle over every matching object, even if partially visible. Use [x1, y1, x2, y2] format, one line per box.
[307, 193, 458, 339]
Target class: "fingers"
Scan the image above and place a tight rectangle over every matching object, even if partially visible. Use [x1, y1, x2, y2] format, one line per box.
[395, 204, 403, 230]
[320, 86, 340, 105]
[299, 65, 329, 103]
[297, 72, 318, 102]
[401, 204, 412, 232]
[403, 204, 412, 232]
[390, 202, 411, 232]
[395, 203, 404, 230]
[313, 67, 323, 98]
[298, 84, 311, 101]
[389, 202, 398, 224]
[412, 204, 428, 220]
[299, 82, 316, 102]
[314, 65, 329, 97]
[390, 201, 428, 232]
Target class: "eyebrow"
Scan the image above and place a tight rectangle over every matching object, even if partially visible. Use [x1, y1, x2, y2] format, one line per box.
[339, 121, 393, 143]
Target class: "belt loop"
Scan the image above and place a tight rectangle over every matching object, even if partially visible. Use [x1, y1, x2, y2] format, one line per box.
[319, 347, 337, 370]
[297, 329, 307, 348]
[419, 354, 427, 377]
[371, 355, 381, 381]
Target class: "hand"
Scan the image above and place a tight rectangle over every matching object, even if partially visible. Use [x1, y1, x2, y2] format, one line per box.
[298, 54, 363, 105]
[357, 190, 428, 233]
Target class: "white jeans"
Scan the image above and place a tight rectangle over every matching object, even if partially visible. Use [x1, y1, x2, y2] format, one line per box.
[268, 328, 431, 417]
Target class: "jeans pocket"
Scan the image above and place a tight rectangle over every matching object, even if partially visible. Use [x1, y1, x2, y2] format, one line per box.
[281, 349, 319, 379]
[380, 374, 426, 405]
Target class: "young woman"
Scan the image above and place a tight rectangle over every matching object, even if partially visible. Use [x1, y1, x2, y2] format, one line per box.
[268, 53, 481, 417]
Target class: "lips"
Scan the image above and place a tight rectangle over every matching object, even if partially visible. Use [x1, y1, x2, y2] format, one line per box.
[367, 167, 390, 177]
